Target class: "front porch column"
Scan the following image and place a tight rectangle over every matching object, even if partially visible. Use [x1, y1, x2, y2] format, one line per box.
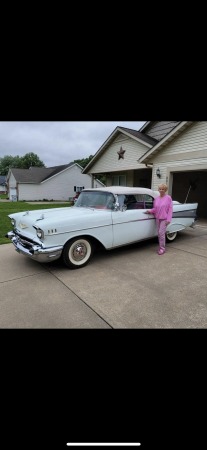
[91, 174, 95, 188]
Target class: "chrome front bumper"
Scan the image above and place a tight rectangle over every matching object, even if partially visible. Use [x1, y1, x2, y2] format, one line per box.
[6, 231, 63, 263]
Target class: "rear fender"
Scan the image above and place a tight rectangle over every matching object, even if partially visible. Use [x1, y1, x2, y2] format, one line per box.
[166, 223, 186, 233]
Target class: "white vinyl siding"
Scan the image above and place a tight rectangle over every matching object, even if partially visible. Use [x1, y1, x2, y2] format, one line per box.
[11, 165, 103, 201]
[151, 122, 207, 191]
[89, 135, 149, 174]
[7, 172, 17, 199]
[8, 172, 16, 187]
[153, 122, 207, 161]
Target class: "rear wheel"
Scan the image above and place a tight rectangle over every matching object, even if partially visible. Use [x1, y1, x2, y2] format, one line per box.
[166, 231, 177, 242]
[62, 237, 93, 269]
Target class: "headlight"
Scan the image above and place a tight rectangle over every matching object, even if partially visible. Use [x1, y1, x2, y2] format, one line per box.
[11, 218, 16, 227]
[36, 228, 44, 239]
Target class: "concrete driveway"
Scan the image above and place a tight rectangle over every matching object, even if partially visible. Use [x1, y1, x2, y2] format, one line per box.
[1, 220, 207, 328]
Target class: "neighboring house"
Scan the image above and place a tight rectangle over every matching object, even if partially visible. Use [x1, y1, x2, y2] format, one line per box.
[6, 163, 104, 202]
[0, 175, 7, 193]
[82, 121, 207, 218]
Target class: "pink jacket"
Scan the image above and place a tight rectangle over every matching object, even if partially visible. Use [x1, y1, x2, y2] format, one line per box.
[148, 194, 173, 222]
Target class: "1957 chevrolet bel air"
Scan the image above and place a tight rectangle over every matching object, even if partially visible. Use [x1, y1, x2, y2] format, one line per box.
[5, 186, 198, 269]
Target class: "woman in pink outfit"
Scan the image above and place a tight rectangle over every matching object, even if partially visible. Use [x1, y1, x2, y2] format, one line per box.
[145, 183, 173, 255]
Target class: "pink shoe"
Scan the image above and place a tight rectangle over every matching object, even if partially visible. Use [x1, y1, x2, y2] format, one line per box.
[158, 249, 165, 255]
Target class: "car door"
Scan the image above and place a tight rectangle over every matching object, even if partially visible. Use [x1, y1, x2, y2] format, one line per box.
[112, 194, 157, 247]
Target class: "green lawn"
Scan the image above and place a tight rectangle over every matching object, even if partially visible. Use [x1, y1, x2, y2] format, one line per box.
[0, 200, 70, 245]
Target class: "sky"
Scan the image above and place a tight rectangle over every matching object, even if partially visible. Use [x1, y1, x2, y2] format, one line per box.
[0, 121, 146, 168]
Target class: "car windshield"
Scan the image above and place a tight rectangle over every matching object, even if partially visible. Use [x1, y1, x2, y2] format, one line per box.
[75, 191, 115, 210]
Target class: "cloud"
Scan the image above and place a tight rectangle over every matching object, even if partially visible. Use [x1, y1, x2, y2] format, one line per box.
[0, 121, 146, 167]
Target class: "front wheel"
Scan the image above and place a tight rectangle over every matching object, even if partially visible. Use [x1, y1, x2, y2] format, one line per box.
[166, 231, 177, 242]
[62, 237, 93, 269]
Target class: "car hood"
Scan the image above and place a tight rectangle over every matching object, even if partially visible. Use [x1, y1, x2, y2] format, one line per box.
[9, 206, 111, 234]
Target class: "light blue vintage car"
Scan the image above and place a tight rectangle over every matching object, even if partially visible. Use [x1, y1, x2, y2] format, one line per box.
[6, 186, 198, 269]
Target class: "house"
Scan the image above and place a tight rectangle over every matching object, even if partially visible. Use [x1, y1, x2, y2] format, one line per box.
[6, 162, 104, 202]
[82, 121, 207, 218]
[0, 175, 7, 194]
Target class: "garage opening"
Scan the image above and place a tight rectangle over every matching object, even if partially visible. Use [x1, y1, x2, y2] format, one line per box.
[172, 171, 207, 218]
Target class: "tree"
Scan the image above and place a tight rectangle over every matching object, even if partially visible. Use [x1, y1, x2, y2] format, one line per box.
[74, 155, 94, 169]
[0, 155, 21, 175]
[20, 152, 45, 169]
[0, 153, 45, 175]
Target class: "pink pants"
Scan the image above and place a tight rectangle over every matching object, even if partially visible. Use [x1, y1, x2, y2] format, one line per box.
[156, 219, 167, 251]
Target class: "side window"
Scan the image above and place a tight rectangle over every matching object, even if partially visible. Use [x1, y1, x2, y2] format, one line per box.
[106, 194, 115, 209]
[133, 194, 154, 209]
[74, 186, 84, 193]
[124, 195, 137, 209]
[117, 194, 154, 209]
[144, 195, 154, 209]
[117, 194, 126, 208]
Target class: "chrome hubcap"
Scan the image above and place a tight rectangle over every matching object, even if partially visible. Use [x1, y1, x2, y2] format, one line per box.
[72, 243, 87, 261]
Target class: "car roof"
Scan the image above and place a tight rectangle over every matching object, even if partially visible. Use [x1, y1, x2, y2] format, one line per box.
[83, 186, 159, 196]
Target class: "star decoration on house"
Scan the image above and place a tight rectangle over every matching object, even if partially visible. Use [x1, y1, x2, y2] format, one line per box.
[117, 146, 126, 160]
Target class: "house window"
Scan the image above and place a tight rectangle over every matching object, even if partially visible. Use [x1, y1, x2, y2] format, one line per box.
[112, 175, 126, 186]
[74, 186, 84, 192]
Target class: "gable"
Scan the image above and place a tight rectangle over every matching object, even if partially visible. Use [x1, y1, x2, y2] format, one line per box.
[86, 134, 152, 174]
[150, 121, 207, 164]
[139, 121, 181, 140]
[139, 122, 193, 164]
[83, 127, 156, 174]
